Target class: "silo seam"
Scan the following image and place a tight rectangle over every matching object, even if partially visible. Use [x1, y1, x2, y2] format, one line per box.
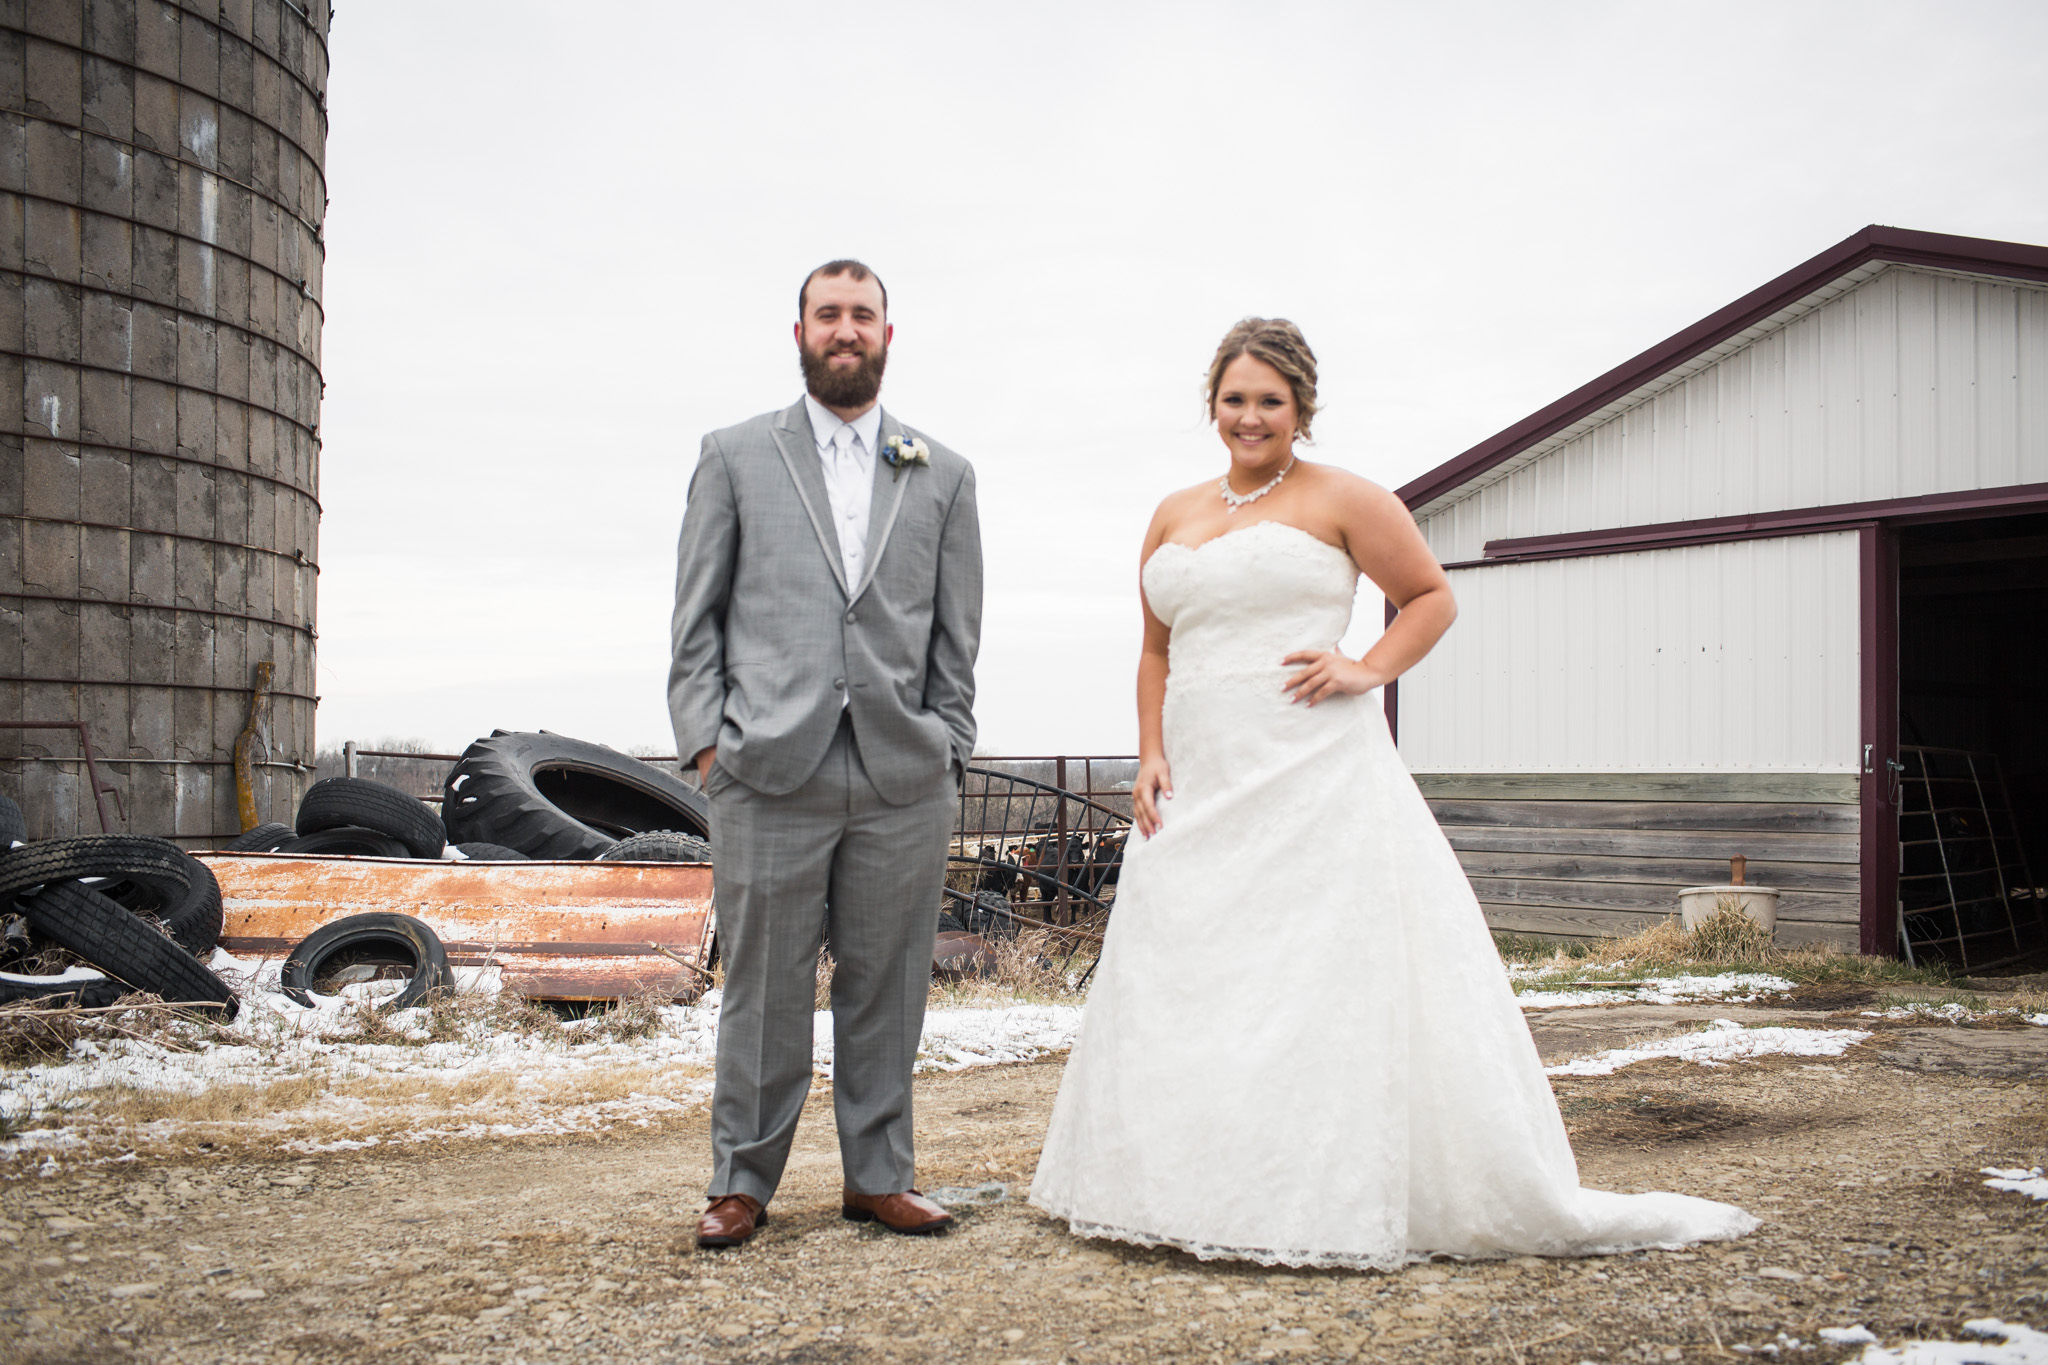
[3, 262, 326, 365]
[0, 349, 322, 435]
[2, 515, 320, 572]
[6, 432, 321, 508]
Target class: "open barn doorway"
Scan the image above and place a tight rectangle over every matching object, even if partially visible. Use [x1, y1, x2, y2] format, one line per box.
[1893, 513, 2048, 968]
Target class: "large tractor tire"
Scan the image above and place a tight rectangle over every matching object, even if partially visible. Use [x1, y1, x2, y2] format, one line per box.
[441, 731, 709, 860]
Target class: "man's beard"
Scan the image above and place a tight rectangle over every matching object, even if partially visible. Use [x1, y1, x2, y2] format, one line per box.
[800, 338, 888, 409]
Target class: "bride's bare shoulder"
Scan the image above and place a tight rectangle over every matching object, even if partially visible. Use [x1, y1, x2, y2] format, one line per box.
[1144, 480, 1217, 540]
[1295, 462, 1410, 522]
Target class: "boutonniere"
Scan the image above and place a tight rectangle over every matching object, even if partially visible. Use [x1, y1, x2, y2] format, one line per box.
[881, 435, 931, 481]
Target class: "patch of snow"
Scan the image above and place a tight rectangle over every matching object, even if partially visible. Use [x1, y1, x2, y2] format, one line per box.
[1865, 1002, 2048, 1027]
[1982, 1167, 2048, 1202]
[1544, 1019, 1871, 1077]
[1517, 974, 1793, 1010]
[0, 965, 107, 985]
[1824, 1327, 1881, 1346]
[0, 950, 1081, 1153]
[1850, 1320, 2048, 1364]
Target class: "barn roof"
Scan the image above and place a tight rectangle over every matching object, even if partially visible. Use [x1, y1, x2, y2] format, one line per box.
[1397, 226, 2048, 516]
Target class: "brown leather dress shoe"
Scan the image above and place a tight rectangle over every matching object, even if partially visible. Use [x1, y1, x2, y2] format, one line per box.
[696, 1194, 766, 1249]
[841, 1188, 953, 1235]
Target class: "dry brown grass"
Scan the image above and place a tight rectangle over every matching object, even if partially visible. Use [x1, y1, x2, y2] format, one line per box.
[1683, 900, 1782, 964]
[929, 928, 1085, 1006]
[0, 993, 221, 1063]
[29, 1050, 718, 1159]
[1500, 911, 1961, 990]
[424, 985, 563, 1043]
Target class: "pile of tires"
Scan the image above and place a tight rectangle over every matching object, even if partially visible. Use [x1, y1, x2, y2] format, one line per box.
[229, 731, 711, 866]
[0, 795, 239, 1016]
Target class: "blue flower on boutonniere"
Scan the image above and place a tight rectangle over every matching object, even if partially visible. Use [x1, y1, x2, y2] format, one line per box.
[881, 434, 931, 481]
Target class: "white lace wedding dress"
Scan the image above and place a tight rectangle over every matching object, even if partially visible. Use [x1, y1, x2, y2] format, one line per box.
[1028, 520, 1757, 1269]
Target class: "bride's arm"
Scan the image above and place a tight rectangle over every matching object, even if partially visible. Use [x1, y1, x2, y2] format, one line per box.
[1133, 513, 1175, 837]
[1283, 476, 1456, 706]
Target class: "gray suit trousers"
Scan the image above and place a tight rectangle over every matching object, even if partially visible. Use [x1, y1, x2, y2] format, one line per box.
[705, 717, 956, 1203]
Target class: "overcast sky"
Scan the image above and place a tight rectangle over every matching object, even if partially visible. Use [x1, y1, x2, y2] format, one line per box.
[313, 0, 2048, 759]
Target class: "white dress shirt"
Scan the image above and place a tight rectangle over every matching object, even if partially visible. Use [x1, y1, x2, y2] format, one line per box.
[804, 393, 880, 591]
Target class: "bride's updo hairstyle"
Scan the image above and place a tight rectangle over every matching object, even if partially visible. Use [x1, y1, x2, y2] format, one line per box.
[1205, 317, 1319, 442]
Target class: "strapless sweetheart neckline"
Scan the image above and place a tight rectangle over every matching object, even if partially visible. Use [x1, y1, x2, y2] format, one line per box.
[1151, 518, 1350, 565]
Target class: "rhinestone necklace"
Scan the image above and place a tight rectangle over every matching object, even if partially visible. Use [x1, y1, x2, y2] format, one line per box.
[1219, 458, 1296, 514]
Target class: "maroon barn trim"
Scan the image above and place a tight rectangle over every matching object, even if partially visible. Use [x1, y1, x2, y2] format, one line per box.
[1434, 482, 2048, 570]
[1858, 526, 1900, 956]
[1398, 226, 2048, 514]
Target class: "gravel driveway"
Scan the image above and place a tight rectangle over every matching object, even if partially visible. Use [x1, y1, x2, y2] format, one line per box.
[1, 1001, 2042, 1364]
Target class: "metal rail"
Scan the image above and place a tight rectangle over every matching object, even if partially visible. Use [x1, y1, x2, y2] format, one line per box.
[1896, 745, 2043, 969]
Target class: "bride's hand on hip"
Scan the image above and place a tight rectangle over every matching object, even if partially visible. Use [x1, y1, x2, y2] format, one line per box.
[1132, 755, 1174, 838]
[1282, 649, 1387, 706]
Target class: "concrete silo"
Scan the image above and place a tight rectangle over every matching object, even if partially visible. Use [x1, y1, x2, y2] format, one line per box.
[1, 0, 329, 843]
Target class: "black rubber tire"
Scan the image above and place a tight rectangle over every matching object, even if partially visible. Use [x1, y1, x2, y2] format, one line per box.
[280, 913, 449, 1011]
[103, 853, 224, 955]
[0, 835, 195, 903]
[0, 793, 24, 847]
[442, 730, 709, 859]
[296, 778, 446, 858]
[595, 830, 712, 863]
[222, 822, 296, 853]
[0, 970, 127, 1009]
[14, 881, 237, 1017]
[276, 827, 413, 859]
[453, 842, 530, 861]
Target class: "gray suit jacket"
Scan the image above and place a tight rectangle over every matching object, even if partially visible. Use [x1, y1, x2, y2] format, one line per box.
[668, 398, 982, 805]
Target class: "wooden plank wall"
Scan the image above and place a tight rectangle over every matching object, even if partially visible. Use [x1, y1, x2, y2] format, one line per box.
[1416, 773, 1861, 950]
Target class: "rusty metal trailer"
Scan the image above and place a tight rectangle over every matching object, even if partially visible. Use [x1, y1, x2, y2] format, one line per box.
[201, 855, 713, 1002]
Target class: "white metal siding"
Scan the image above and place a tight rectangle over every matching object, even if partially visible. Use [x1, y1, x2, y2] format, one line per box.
[1420, 268, 2048, 563]
[1399, 532, 1861, 772]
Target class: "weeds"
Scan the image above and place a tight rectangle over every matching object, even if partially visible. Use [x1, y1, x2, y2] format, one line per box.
[1682, 903, 1781, 965]
[0, 994, 214, 1063]
[930, 929, 1086, 1006]
[579, 990, 670, 1043]
[424, 988, 562, 1044]
[1493, 917, 1960, 990]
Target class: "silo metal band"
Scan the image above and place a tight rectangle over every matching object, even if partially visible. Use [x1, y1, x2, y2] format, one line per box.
[0, 591, 315, 638]
[1, 515, 321, 573]
[3, 430, 321, 509]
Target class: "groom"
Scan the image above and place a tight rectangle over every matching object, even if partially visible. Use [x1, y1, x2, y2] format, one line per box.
[669, 260, 983, 1249]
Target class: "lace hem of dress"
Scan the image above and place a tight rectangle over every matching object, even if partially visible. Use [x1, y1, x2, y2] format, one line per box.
[1034, 1200, 1759, 1271]
[1040, 1207, 1419, 1273]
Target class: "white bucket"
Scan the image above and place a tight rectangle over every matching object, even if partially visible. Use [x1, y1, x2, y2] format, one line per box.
[1677, 885, 1780, 935]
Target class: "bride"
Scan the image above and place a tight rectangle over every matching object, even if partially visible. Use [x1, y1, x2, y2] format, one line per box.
[1028, 318, 1757, 1269]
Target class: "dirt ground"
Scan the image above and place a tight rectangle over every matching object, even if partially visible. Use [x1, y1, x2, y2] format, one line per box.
[0, 994, 2042, 1365]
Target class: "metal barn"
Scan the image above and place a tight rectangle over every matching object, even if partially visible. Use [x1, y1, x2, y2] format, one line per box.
[1388, 226, 2048, 963]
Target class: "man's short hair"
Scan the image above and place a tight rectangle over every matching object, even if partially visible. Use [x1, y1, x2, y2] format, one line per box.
[799, 259, 888, 318]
